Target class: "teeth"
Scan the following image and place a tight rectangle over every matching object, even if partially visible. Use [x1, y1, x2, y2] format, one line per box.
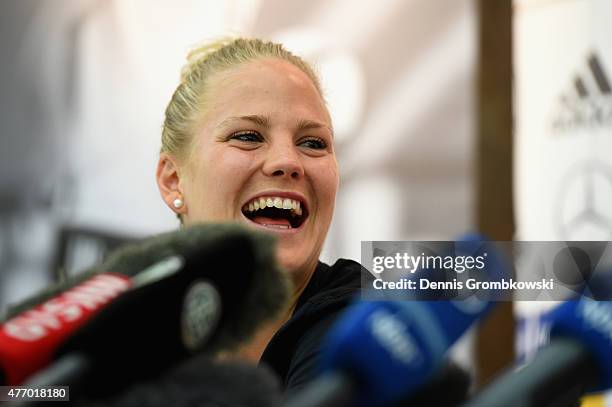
[243, 196, 305, 216]
[262, 224, 290, 229]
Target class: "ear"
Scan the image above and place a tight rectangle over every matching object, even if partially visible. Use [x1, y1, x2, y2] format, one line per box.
[156, 153, 186, 214]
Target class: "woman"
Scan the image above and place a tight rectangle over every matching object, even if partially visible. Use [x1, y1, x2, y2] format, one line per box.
[155, 38, 364, 393]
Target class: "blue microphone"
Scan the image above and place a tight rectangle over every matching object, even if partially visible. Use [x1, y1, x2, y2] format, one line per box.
[283, 235, 509, 407]
[465, 299, 612, 407]
[283, 299, 494, 407]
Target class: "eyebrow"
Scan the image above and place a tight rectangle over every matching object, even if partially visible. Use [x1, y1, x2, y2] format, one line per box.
[297, 119, 334, 137]
[216, 115, 270, 130]
[216, 115, 334, 137]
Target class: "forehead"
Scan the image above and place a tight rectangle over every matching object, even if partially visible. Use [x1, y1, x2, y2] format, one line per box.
[200, 58, 331, 126]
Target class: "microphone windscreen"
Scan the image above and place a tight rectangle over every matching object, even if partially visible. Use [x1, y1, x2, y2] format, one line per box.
[1, 223, 291, 390]
[78, 356, 283, 407]
[99, 223, 292, 355]
[52, 223, 290, 397]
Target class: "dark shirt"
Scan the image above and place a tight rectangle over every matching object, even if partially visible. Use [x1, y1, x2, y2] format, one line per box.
[260, 258, 367, 394]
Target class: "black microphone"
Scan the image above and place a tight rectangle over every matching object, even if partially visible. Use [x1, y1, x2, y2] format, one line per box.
[464, 299, 612, 407]
[1, 223, 290, 397]
[83, 355, 284, 407]
[80, 222, 289, 356]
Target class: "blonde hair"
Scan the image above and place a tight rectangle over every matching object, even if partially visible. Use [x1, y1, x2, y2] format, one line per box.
[161, 37, 324, 159]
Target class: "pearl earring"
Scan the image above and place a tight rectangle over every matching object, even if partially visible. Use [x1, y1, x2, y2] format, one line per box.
[173, 198, 183, 209]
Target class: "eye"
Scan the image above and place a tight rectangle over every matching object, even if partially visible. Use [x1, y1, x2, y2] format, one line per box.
[299, 137, 327, 150]
[229, 131, 263, 143]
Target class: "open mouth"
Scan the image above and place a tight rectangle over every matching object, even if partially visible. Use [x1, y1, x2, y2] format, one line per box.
[242, 196, 308, 230]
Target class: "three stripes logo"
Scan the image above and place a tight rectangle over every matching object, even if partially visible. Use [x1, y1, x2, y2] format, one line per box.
[551, 52, 612, 133]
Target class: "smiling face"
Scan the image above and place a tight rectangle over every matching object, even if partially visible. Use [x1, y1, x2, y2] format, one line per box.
[174, 58, 338, 283]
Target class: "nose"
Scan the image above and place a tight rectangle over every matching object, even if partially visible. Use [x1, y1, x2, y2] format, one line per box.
[262, 139, 304, 179]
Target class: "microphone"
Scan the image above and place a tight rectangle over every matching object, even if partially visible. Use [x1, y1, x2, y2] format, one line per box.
[0, 265, 134, 385]
[283, 299, 493, 407]
[0, 223, 290, 394]
[464, 299, 612, 407]
[83, 355, 284, 407]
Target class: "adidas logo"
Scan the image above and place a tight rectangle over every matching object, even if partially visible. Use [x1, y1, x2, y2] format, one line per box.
[551, 52, 612, 133]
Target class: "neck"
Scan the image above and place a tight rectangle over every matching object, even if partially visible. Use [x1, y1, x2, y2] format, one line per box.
[287, 265, 314, 314]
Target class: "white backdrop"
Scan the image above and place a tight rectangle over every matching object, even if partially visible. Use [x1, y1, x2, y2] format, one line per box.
[514, 0, 612, 403]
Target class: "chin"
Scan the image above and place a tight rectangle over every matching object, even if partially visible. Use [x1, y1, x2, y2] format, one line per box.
[277, 244, 321, 280]
[276, 251, 303, 275]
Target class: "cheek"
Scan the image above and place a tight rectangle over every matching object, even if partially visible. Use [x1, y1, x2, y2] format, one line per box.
[187, 147, 257, 212]
[309, 159, 339, 216]
[196, 147, 256, 186]
[319, 159, 339, 195]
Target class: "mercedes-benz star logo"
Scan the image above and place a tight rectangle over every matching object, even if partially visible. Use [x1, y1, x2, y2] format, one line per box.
[556, 161, 612, 240]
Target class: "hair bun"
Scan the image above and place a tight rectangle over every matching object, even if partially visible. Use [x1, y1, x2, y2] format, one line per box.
[181, 37, 236, 82]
